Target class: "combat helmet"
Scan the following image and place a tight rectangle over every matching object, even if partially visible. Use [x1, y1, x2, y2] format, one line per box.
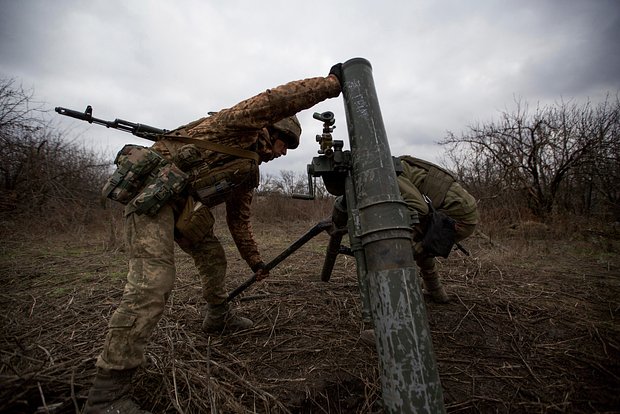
[271, 115, 301, 149]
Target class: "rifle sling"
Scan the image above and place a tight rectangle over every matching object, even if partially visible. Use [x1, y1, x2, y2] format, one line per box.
[162, 133, 260, 163]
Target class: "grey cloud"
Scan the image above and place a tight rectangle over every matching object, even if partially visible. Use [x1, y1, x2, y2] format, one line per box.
[1, 0, 618, 177]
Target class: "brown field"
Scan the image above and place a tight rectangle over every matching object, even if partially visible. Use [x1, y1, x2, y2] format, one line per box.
[1, 201, 619, 413]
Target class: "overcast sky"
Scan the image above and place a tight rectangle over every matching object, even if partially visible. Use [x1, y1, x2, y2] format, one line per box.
[1, 0, 618, 177]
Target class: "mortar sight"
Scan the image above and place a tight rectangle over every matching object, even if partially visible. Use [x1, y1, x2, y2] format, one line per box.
[313, 111, 335, 126]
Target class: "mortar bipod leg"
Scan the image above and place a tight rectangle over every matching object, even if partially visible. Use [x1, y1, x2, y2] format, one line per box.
[227, 220, 331, 302]
[320, 196, 349, 282]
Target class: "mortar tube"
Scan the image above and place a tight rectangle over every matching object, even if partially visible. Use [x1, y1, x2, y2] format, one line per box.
[343, 178, 372, 324]
[341, 57, 446, 414]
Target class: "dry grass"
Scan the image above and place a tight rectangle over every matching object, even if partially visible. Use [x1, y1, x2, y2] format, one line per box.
[0, 203, 619, 413]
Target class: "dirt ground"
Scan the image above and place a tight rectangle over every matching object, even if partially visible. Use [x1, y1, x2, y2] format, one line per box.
[0, 213, 619, 413]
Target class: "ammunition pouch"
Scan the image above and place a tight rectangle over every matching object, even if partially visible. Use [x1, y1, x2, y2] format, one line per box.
[173, 144, 203, 172]
[188, 158, 259, 207]
[125, 163, 188, 216]
[175, 196, 216, 245]
[102, 144, 188, 216]
[102, 144, 165, 204]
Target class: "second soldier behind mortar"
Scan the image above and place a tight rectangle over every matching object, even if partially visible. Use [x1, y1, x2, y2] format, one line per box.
[397, 156, 479, 303]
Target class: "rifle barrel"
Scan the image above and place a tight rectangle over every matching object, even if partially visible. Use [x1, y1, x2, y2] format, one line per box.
[55, 106, 92, 122]
[55, 105, 167, 140]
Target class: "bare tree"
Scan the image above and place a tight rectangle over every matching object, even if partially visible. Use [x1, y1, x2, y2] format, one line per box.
[442, 95, 619, 218]
[0, 76, 110, 217]
[0, 78, 45, 131]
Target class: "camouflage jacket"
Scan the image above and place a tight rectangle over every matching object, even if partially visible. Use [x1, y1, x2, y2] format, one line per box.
[154, 75, 341, 268]
[397, 157, 479, 226]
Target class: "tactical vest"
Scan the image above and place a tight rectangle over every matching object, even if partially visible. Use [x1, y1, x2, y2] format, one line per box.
[161, 127, 262, 207]
[101, 144, 188, 216]
[399, 156, 456, 208]
[180, 148, 260, 208]
[102, 135, 260, 215]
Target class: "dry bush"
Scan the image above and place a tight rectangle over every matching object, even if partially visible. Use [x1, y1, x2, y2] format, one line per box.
[0, 77, 111, 233]
[252, 194, 335, 224]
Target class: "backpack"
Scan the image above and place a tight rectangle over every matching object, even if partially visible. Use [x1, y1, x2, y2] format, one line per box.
[399, 156, 456, 209]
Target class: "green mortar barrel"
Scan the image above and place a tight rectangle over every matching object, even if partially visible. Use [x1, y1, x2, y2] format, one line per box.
[341, 57, 446, 414]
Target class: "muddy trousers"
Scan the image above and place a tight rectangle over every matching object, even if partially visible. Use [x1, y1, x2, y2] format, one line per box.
[96, 205, 177, 371]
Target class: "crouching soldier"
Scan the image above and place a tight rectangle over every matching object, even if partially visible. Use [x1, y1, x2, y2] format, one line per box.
[83, 64, 344, 413]
[397, 156, 479, 303]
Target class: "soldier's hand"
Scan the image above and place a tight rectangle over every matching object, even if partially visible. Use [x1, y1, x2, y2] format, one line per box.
[252, 262, 270, 281]
[329, 63, 343, 84]
[256, 267, 270, 281]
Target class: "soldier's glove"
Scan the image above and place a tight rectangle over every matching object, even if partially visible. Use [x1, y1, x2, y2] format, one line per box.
[252, 261, 270, 281]
[328, 63, 343, 85]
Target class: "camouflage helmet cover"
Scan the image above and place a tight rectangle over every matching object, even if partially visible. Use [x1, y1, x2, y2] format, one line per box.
[271, 115, 301, 149]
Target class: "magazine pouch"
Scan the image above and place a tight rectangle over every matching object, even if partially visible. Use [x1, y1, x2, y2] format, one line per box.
[102, 144, 165, 204]
[125, 163, 188, 216]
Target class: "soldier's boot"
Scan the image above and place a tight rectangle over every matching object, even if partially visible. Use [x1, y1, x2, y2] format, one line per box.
[83, 368, 151, 414]
[422, 274, 450, 303]
[202, 302, 253, 334]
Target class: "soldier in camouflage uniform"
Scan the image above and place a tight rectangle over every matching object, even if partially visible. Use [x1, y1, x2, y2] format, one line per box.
[360, 156, 478, 346]
[84, 64, 344, 414]
[397, 156, 479, 303]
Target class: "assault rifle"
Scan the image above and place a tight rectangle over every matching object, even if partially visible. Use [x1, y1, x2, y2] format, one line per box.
[55, 105, 167, 140]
